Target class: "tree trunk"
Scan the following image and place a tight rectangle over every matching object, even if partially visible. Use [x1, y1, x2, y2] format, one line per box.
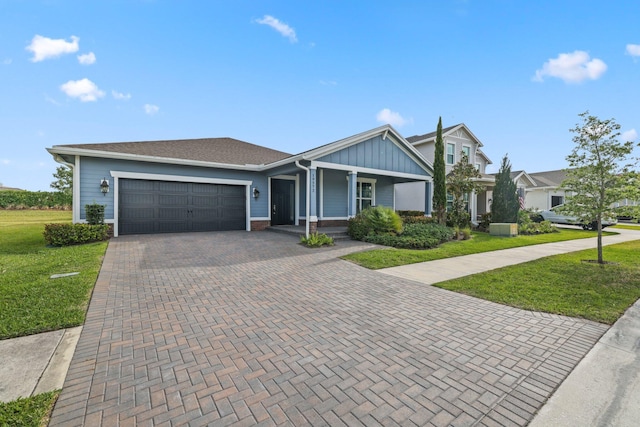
[597, 217, 603, 264]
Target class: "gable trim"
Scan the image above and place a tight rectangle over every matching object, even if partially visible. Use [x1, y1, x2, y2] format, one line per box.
[311, 161, 432, 181]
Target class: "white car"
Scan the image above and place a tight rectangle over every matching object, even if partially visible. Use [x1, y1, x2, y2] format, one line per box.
[538, 205, 617, 230]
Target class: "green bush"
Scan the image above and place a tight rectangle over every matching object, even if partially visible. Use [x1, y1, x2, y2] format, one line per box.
[43, 223, 109, 246]
[363, 222, 454, 249]
[0, 190, 71, 209]
[518, 209, 558, 235]
[396, 210, 425, 217]
[347, 206, 403, 239]
[476, 212, 492, 232]
[85, 203, 105, 225]
[300, 232, 334, 248]
[400, 215, 435, 225]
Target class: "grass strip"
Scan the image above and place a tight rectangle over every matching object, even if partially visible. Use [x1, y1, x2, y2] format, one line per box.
[343, 228, 613, 269]
[434, 240, 640, 324]
[0, 390, 59, 427]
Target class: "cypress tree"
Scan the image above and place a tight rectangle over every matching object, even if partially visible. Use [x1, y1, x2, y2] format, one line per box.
[432, 117, 447, 225]
[491, 154, 519, 223]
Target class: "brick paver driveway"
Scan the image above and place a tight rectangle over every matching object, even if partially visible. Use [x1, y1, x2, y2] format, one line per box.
[50, 231, 608, 426]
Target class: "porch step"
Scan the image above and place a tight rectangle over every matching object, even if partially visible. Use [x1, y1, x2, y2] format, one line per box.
[266, 226, 351, 240]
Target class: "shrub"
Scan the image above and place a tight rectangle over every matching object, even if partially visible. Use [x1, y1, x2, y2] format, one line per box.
[363, 222, 454, 249]
[518, 209, 558, 235]
[476, 212, 492, 232]
[300, 232, 334, 248]
[85, 203, 105, 225]
[347, 206, 402, 239]
[396, 210, 424, 217]
[453, 226, 472, 240]
[400, 215, 435, 225]
[43, 223, 109, 246]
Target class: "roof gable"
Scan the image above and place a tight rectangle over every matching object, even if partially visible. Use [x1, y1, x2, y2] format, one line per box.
[289, 125, 433, 175]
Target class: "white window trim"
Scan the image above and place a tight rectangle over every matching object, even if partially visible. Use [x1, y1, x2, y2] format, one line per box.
[461, 145, 471, 162]
[446, 143, 456, 165]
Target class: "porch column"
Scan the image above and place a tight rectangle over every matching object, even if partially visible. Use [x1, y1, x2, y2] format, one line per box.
[424, 181, 432, 216]
[309, 166, 318, 233]
[348, 171, 358, 218]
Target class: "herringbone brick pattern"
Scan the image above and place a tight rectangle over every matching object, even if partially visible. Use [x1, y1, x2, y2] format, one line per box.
[49, 231, 608, 426]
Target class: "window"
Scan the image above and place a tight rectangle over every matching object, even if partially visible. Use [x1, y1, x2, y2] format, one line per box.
[356, 180, 375, 213]
[446, 193, 453, 211]
[551, 195, 564, 207]
[462, 146, 471, 162]
[475, 163, 481, 172]
[446, 143, 455, 165]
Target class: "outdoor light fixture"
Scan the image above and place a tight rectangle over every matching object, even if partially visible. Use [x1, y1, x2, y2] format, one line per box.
[253, 187, 260, 199]
[100, 178, 110, 195]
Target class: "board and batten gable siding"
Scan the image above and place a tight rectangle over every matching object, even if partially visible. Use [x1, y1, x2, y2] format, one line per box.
[78, 157, 269, 220]
[316, 135, 427, 176]
[321, 169, 348, 218]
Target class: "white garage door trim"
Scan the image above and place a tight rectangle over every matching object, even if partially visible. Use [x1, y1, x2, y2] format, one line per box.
[110, 171, 252, 237]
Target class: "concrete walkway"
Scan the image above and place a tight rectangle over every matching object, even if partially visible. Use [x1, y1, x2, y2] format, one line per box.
[0, 326, 81, 402]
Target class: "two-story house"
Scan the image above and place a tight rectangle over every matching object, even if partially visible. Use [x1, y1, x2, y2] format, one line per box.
[395, 123, 494, 221]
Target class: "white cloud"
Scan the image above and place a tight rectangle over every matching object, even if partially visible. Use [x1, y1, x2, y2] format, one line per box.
[320, 80, 337, 86]
[26, 35, 79, 62]
[77, 52, 96, 65]
[376, 108, 412, 127]
[144, 104, 159, 115]
[112, 90, 131, 100]
[255, 15, 297, 43]
[3, 58, 11, 65]
[60, 78, 105, 102]
[626, 44, 640, 57]
[622, 129, 638, 142]
[533, 50, 607, 83]
[1, 159, 10, 165]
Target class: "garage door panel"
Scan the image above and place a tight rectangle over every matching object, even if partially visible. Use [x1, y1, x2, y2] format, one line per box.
[119, 178, 246, 235]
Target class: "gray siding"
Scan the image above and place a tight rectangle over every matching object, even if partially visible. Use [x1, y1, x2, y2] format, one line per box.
[79, 157, 268, 220]
[317, 135, 427, 176]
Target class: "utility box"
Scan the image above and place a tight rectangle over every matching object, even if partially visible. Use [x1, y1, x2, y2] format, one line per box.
[489, 223, 518, 237]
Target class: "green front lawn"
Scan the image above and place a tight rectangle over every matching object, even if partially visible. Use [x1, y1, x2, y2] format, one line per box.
[435, 240, 640, 324]
[343, 229, 612, 269]
[0, 210, 107, 339]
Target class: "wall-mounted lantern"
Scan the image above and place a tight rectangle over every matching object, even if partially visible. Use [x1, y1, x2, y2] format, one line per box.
[100, 178, 110, 195]
[253, 187, 260, 199]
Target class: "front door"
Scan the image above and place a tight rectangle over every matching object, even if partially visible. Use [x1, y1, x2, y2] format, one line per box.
[271, 179, 294, 225]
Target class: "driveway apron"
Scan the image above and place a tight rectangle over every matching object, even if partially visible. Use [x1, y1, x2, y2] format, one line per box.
[49, 231, 608, 426]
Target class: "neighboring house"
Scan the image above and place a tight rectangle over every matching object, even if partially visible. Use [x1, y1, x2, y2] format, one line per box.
[395, 123, 493, 220]
[523, 169, 569, 211]
[46, 125, 433, 237]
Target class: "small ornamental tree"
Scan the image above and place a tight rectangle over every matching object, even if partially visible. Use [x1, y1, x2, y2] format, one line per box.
[432, 117, 447, 225]
[51, 166, 73, 195]
[446, 153, 483, 229]
[491, 154, 520, 223]
[561, 111, 639, 264]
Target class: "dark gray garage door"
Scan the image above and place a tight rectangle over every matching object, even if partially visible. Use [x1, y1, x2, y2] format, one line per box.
[119, 179, 246, 235]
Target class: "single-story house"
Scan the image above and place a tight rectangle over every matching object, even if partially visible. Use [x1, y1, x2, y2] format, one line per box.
[395, 123, 494, 220]
[47, 125, 434, 237]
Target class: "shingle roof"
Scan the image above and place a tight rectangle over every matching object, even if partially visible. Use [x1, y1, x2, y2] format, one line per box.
[406, 124, 460, 143]
[55, 138, 293, 166]
[529, 169, 568, 187]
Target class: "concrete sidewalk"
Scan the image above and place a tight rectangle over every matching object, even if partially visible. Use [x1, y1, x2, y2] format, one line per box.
[0, 326, 81, 402]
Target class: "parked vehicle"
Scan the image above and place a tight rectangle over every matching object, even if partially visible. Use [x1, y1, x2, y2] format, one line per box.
[538, 205, 617, 230]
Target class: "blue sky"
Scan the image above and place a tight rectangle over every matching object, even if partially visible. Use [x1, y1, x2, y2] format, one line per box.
[1, 0, 639, 191]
